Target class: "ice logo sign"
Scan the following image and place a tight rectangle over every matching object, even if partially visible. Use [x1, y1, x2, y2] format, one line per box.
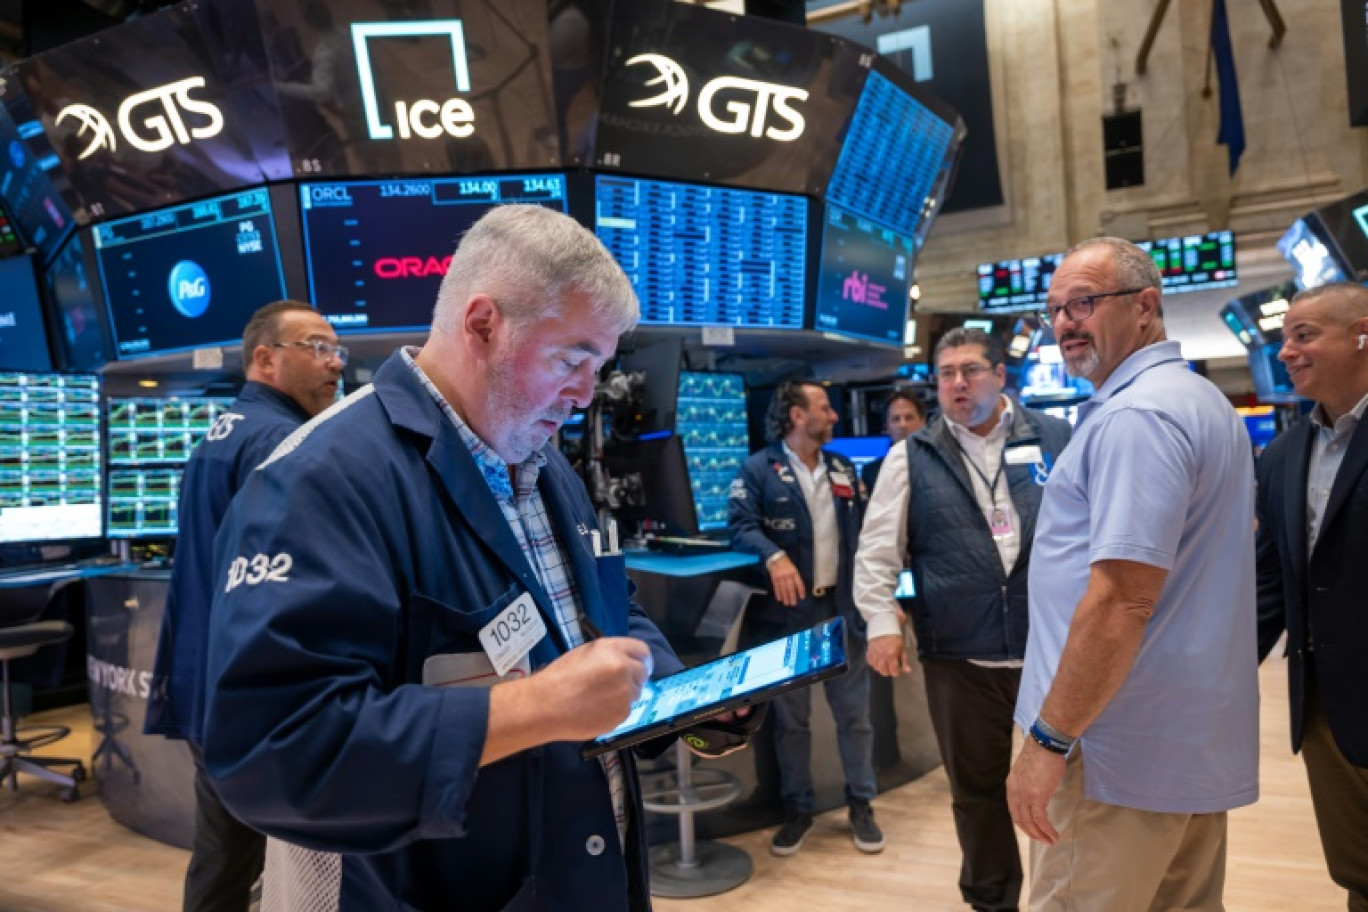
[625, 53, 808, 141]
[351, 20, 476, 141]
[168, 260, 210, 318]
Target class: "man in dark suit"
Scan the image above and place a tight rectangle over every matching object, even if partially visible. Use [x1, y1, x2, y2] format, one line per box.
[1256, 281, 1368, 912]
[860, 389, 927, 494]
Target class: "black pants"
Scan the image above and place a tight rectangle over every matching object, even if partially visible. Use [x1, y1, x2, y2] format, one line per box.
[185, 745, 266, 912]
[921, 658, 1022, 912]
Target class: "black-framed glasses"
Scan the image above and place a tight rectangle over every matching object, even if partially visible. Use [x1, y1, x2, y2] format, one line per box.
[1038, 288, 1145, 327]
[272, 340, 349, 365]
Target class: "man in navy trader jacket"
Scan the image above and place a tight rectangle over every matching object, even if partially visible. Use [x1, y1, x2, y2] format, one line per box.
[729, 380, 882, 857]
[203, 206, 686, 911]
[145, 300, 344, 912]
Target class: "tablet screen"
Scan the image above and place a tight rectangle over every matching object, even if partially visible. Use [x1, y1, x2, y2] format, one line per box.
[586, 617, 846, 756]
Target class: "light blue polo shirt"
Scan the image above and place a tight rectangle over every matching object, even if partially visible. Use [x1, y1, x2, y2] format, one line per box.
[1016, 340, 1259, 813]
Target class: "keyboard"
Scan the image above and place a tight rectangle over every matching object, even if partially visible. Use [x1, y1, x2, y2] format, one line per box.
[645, 536, 731, 556]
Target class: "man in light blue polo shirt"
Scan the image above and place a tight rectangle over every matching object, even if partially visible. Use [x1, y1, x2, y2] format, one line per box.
[1007, 237, 1258, 911]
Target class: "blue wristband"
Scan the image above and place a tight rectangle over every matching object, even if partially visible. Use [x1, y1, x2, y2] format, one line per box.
[1029, 718, 1074, 755]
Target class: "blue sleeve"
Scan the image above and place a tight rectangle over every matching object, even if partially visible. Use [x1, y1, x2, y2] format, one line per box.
[727, 459, 780, 562]
[202, 455, 489, 854]
[1084, 408, 1193, 570]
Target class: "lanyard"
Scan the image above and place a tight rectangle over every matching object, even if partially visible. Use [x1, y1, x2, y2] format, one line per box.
[955, 435, 1006, 507]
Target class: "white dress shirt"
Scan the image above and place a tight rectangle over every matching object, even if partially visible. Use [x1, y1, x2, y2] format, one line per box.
[783, 441, 839, 591]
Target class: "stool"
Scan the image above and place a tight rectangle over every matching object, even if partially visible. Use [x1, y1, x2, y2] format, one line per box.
[641, 739, 751, 897]
[0, 619, 87, 801]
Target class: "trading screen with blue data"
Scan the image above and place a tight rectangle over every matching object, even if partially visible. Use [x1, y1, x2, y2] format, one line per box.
[675, 372, 750, 533]
[94, 189, 289, 358]
[106, 396, 236, 538]
[0, 372, 102, 545]
[594, 175, 807, 329]
[299, 174, 568, 333]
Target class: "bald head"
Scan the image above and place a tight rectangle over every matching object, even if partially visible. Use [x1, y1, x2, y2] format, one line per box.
[1291, 282, 1368, 323]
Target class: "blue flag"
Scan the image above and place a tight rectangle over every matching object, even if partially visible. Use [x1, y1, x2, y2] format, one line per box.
[1211, 0, 1245, 174]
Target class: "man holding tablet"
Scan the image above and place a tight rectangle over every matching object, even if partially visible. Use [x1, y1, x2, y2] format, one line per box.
[729, 380, 882, 856]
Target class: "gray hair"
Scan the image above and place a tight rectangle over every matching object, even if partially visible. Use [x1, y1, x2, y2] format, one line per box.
[1064, 236, 1165, 317]
[431, 204, 639, 336]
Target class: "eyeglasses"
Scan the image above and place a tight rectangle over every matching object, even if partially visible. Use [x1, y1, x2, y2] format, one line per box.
[1038, 288, 1144, 327]
[272, 340, 349, 365]
[935, 363, 992, 384]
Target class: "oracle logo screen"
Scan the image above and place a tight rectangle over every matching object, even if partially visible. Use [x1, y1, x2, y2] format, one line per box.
[298, 175, 567, 333]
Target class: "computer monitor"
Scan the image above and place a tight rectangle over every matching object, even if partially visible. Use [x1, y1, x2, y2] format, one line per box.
[814, 204, 914, 347]
[0, 254, 54, 372]
[601, 432, 699, 539]
[0, 371, 102, 545]
[1248, 341, 1299, 404]
[675, 372, 749, 534]
[45, 230, 115, 373]
[1136, 231, 1238, 295]
[94, 188, 291, 358]
[823, 436, 892, 475]
[1019, 345, 1095, 404]
[105, 395, 236, 539]
[977, 254, 1062, 313]
[1278, 217, 1347, 290]
[298, 174, 569, 333]
[594, 174, 808, 329]
[0, 205, 22, 258]
[0, 101, 75, 264]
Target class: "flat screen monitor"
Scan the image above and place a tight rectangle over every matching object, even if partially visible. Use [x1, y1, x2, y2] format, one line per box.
[601, 432, 699, 539]
[0, 206, 22, 258]
[0, 371, 102, 544]
[594, 174, 807, 329]
[1019, 346, 1095, 404]
[824, 67, 963, 243]
[1237, 407, 1279, 454]
[1278, 217, 1346, 290]
[814, 204, 913, 347]
[976, 254, 1062, 313]
[0, 255, 53, 372]
[1310, 189, 1368, 281]
[1220, 280, 1297, 349]
[0, 102, 75, 264]
[299, 174, 569, 333]
[45, 230, 115, 373]
[94, 188, 290, 358]
[1136, 231, 1237, 294]
[675, 372, 749, 534]
[106, 395, 236, 539]
[106, 396, 237, 467]
[823, 435, 891, 475]
[1248, 341, 1299, 404]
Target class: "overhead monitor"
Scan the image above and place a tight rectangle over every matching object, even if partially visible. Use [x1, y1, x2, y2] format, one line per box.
[824, 66, 964, 243]
[299, 174, 568, 333]
[106, 395, 235, 540]
[1219, 280, 1297, 349]
[977, 254, 1062, 312]
[0, 206, 21, 258]
[45, 230, 115, 373]
[0, 255, 54, 372]
[1309, 189, 1368, 281]
[1278, 216, 1347, 290]
[0, 371, 102, 545]
[1136, 231, 1237, 294]
[1248, 341, 1299, 404]
[595, 175, 807, 328]
[94, 188, 289, 358]
[675, 372, 749, 534]
[0, 101, 75, 263]
[814, 204, 913, 347]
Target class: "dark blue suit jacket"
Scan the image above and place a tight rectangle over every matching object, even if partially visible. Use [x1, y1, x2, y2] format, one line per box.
[203, 353, 682, 911]
[1256, 412, 1368, 767]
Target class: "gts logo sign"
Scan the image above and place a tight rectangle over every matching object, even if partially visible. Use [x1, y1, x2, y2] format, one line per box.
[624, 54, 808, 142]
[167, 261, 210, 318]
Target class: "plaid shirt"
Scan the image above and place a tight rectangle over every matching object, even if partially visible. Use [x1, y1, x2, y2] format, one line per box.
[401, 348, 626, 841]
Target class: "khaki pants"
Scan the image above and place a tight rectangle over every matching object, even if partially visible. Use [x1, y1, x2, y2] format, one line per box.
[1302, 677, 1368, 912]
[1030, 750, 1228, 912]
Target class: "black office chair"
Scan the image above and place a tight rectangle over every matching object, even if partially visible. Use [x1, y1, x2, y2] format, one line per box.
[0, 584, 87, 801]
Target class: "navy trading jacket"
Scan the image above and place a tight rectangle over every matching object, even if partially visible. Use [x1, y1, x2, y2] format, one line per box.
[728, 443, 867, 638]
[145, 382, 311, 745]
[202, 352, 683, 912]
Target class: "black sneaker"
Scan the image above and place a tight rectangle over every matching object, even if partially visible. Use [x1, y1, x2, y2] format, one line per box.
[770, 809, 814, 856]
[848, 800, 884, 853]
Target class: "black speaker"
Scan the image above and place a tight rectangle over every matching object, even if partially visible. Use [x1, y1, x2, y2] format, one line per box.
[1103, 110, 1145, 189]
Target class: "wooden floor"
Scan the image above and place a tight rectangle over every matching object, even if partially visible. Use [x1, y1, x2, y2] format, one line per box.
[0, 652, 1345, 911]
